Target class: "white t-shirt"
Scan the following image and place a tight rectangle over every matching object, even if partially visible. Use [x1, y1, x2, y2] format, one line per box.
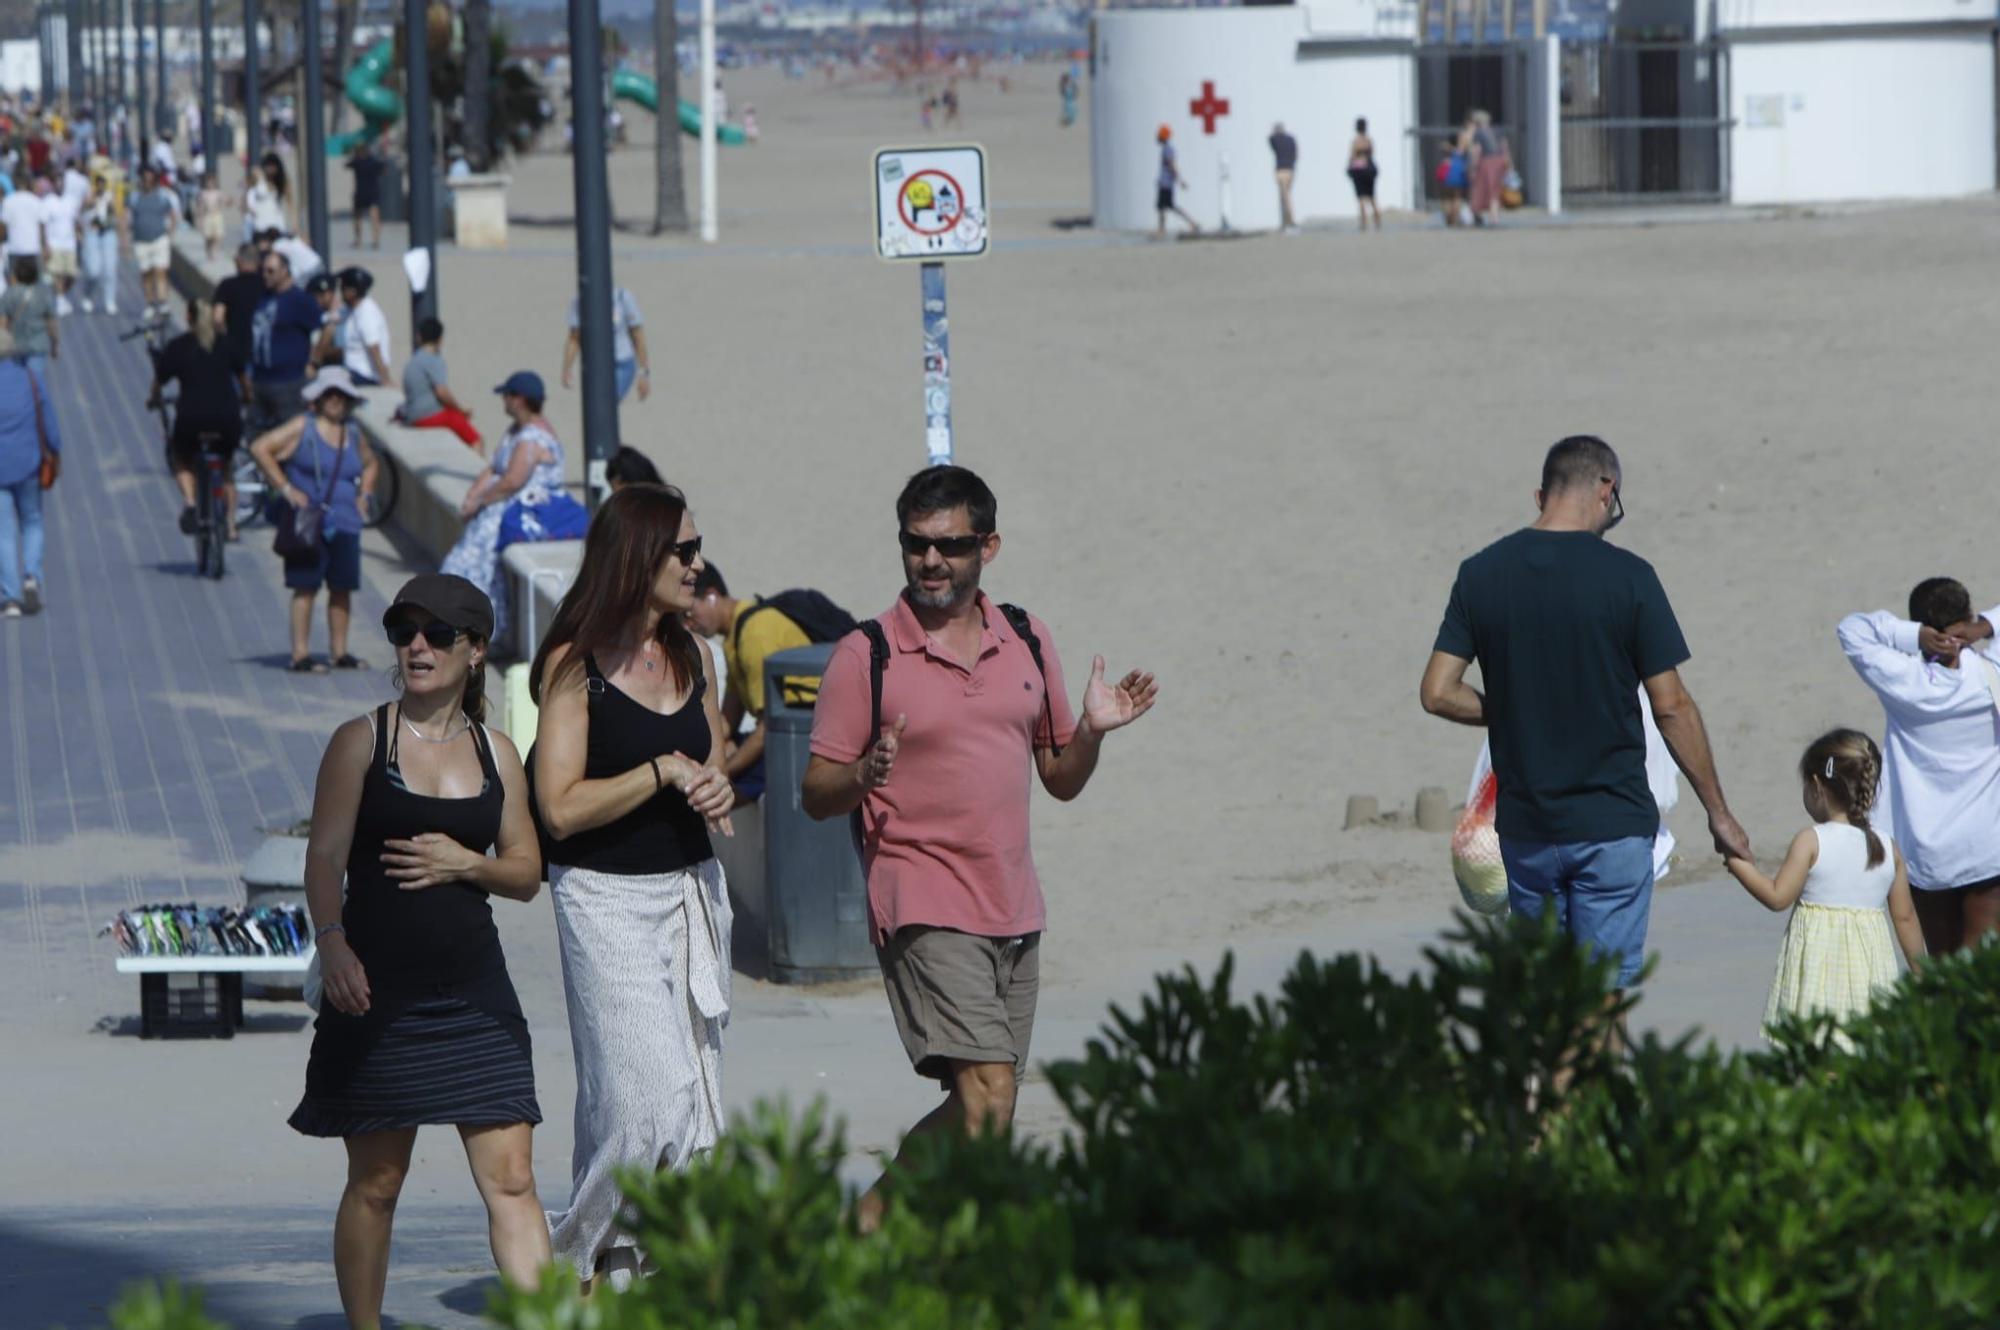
[61, 168, 88, 212]
[246, 182, 286, 233]
[150, 139, 177, 178]
[273, 235, 322, 281]
[340, 296, 392, 380]
[39, 192, 78, 250]
[1, 190, 44, 256]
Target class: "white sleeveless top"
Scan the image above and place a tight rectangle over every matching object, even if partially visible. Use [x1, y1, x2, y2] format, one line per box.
[1800, 823, 1897, 909]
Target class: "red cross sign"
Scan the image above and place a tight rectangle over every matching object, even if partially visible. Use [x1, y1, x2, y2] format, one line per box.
[1189, 80, 1231, 135]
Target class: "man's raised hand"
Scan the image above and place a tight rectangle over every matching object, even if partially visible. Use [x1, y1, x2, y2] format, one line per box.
[860, 715, 907, 790]
[1081, 657, 1159, 735]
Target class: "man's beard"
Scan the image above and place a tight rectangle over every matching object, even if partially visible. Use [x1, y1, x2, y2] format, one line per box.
[906, 561, 979, 610]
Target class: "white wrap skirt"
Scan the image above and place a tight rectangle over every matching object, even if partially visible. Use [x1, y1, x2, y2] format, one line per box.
[545, 857, 731, 1285]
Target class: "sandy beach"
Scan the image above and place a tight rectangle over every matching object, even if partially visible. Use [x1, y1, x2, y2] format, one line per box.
[4, 59, 1995, 1325]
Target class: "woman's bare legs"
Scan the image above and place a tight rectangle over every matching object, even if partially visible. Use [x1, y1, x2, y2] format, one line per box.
[290, 589, 318, 663]
[1961, 881, 2000, 949]
[336, 1127, 418, 1330]
[327, 588, 352, 661]
[459, 1122, 553, 1289]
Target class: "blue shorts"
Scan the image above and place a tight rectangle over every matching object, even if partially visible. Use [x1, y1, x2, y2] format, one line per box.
[283, 528, 362, 593]
[1498, 835, 1655, 988]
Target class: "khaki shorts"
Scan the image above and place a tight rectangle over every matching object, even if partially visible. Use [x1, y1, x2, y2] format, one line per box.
[878, 925, 1040, 1085]
[45, 247, 77, 278]
[134, 236, 171, 272]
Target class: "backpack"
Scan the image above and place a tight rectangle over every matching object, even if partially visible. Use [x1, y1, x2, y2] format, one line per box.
[733, 589, 858, 651]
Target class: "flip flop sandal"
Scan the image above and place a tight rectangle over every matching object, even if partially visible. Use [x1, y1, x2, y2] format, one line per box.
[332, 655, 367, 670]
[289, 657, 326, 674]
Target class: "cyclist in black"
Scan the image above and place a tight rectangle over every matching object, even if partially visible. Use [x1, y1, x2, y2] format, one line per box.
[150, 296, 250, 539]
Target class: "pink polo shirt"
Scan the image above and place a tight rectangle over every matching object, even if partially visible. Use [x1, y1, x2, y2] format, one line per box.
[810, 592, 1077, 945]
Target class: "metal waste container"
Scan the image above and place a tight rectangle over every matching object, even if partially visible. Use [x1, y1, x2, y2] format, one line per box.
[761, 645, 873, 982]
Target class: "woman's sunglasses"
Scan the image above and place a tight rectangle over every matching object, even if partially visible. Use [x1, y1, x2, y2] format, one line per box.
[386, 619, 464, 650]
[670, 535, 703, 565]
[899, 531, 984, 558]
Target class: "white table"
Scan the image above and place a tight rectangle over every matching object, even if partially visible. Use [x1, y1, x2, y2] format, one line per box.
[116, 952, 314, 1038]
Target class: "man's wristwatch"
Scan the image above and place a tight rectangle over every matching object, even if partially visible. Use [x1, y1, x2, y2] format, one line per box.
[315, 922, 346, 943]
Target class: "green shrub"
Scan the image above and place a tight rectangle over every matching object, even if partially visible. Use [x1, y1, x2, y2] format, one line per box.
[107, 915, 2000, 1329]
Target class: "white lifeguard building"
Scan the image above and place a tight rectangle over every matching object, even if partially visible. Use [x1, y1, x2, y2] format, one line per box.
[1088, 0, 1998, 230]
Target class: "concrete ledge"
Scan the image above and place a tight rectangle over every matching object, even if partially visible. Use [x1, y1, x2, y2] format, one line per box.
[501, 540, 583, 660]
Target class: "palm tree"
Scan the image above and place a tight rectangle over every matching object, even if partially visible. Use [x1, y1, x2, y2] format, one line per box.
[653, 0, 690, 234]
[463, 0, 491, 170]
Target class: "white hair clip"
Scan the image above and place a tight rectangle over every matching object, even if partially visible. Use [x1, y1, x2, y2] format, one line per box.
[1824, 757, 1836, 779]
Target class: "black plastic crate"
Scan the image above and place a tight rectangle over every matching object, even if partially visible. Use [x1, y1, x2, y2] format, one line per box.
[139, 971, 245, 1039]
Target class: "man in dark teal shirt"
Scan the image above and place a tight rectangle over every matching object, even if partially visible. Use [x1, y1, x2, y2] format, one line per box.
[1420, 435, 1749, 989]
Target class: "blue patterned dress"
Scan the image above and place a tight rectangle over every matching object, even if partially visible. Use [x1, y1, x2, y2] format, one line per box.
[441, 421, 567, 647]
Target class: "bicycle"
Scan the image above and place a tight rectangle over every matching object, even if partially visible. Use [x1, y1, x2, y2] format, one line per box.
[189, 430, 229, 579]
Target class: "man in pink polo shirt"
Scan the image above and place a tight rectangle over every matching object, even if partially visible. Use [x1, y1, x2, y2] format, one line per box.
[803, 466, 1158, 1227]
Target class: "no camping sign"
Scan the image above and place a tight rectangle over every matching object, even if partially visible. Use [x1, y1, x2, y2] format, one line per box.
[875, 145, 989, 261]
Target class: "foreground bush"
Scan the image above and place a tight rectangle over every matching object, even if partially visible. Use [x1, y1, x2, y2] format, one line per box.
[110, 915, 2000, 1328]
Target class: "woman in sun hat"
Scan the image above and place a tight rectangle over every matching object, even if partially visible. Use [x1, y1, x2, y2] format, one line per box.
[440, 369, 585, 655]
[249, 365, 381, 672]
[292, 571, 552, 1322]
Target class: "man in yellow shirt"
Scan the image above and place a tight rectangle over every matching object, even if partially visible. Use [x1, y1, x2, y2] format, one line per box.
[687, 565, 854, 795]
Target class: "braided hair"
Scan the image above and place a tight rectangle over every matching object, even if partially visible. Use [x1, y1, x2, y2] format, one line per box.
[1801, 728, 1885, 869]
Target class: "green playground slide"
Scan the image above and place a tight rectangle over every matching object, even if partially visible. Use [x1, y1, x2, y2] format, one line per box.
[609, 68, 747, 146]
[327, 39, 401, 156]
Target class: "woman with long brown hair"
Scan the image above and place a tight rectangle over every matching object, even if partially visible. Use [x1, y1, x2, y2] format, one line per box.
[530, 482, 735, 1292]
[291, 573, 552, 1327]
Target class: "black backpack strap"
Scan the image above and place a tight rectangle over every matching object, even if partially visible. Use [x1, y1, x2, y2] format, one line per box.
[852, 620, 893, 861]
[858, 620, 891, 743]
[999, 603, 1062, 758]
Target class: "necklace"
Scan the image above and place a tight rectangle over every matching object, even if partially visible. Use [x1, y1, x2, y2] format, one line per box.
[402, 714, 467, 744]
[639, 639, 661, 672]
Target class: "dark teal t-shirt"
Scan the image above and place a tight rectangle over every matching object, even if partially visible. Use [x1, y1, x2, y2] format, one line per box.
[1434, 528, 1689, 844]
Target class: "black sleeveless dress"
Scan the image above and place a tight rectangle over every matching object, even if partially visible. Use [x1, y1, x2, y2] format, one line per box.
[289, 705, 541, 1137]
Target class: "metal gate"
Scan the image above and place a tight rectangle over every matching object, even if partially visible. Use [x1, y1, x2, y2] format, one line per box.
[1559, 38, 1729, 205]
[1412, 44, 1535, 206]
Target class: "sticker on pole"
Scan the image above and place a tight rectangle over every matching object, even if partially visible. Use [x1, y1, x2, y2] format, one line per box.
[874, 144, 988, 261]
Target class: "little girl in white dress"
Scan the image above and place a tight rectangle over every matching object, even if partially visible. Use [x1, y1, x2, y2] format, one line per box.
[1724, 728, 1926, 1045]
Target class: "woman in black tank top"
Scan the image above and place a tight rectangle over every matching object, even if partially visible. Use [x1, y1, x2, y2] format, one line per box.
[526, 483, 737, 1288]
[290, 573, 553, 1321]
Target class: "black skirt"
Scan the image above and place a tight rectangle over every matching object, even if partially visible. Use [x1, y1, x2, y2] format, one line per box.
[289, 995, 541, 1138]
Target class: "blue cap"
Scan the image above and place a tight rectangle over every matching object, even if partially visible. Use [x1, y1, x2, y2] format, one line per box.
[495, 370, 545, 399]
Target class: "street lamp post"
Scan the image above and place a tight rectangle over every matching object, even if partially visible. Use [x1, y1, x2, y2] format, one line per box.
[198, 0, 216, 194]
[301, 0, 327, 262]
[568, 0, 617, 508]
[244, 0, 262, 168]
[404, 0, 438, 324]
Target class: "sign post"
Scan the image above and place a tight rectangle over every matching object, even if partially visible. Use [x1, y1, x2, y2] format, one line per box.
[873, 143, 988, 467]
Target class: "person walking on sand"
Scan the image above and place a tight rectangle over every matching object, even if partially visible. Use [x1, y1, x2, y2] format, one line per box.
[802, 465, 1159, 1232]
[1153, 125, 1199, 239]
[1268, 122, 1299, 233]
[529, 484, 735, 1293]
[1420, 435, 1750, 994]
[1838, 578, 2000, 954]
[291, 574, 552, 1329]
[1347, 118, 1381, 231]
[1723, 729, 1925, 1049]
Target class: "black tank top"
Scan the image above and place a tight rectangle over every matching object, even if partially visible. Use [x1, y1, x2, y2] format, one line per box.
[546, 653, 713, 876]
[343, 704, 508, 996]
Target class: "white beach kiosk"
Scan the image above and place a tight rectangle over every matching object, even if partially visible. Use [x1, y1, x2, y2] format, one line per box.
[1090, 0, 1997, 230]
[1719, 0, 1996, 205]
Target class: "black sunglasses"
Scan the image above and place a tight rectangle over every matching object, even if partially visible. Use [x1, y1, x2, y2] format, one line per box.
[670, 535, 703, 565]
[386, 619, 463, 650]
[1604, 479, 1624, 530]
[899, 530, 985, 558]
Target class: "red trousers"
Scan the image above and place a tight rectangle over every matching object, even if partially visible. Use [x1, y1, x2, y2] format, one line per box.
[411, 407, 481, 449]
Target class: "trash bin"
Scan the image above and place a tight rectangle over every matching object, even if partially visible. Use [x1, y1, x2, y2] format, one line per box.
[761, 645, 873, 983]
